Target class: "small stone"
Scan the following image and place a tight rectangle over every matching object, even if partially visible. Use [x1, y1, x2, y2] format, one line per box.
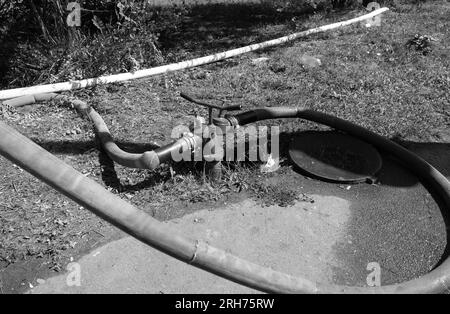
[299, 55, 322, 68]
[36, 279, 46, 285]
[252, 57, 270, 65]
[260, 154, 280, 173]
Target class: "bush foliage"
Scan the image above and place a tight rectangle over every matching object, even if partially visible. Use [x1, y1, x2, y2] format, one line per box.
[1, 1, 191, 86]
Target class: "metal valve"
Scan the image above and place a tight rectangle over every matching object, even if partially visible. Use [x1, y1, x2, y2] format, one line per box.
[180, 92, 242, 125]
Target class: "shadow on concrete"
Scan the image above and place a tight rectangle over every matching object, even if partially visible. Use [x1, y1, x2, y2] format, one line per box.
[283, 130, 450, 274]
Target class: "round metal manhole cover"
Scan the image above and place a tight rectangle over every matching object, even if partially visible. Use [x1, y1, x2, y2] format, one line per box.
[289, 131, 383, 184]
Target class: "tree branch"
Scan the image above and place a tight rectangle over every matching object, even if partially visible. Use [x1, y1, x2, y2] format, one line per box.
[27, 0, 53, 42]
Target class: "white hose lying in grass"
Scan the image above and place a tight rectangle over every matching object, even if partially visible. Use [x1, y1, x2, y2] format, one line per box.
[0, 7, 389, 100]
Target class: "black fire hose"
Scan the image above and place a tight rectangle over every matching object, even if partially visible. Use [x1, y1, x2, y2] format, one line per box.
[2, 93, 202, 170]
[1, 103, 450, 293]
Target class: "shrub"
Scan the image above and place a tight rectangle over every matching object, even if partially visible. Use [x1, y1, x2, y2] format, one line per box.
[1, 1, 189, 87]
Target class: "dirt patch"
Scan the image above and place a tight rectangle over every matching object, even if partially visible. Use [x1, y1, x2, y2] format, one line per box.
[250, 178, 315, 207]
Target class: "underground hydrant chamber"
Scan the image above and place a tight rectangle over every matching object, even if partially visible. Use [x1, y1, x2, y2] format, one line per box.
[289, 131, 383, 184]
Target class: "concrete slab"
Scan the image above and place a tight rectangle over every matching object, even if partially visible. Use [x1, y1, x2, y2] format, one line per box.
[30, 196, 351, 294]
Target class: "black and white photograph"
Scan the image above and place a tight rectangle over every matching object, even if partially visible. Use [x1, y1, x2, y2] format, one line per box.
[0, 0, 449, 301]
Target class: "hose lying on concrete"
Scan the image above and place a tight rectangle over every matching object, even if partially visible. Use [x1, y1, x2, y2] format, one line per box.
[1, 105, 449, 293]
[0, 7, 389, 100]
[2, 93, 202, 170]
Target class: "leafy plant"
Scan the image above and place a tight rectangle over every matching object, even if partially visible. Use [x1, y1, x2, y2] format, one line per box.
[406, 34, 434, 55]
[1, 1, 188, 87]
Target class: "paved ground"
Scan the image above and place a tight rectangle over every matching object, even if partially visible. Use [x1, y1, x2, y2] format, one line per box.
[30, 196, 350, 294]
[28, 142, 450, 294]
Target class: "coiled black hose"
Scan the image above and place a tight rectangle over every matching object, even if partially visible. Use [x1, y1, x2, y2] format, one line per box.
[0, 101, 449, 293]
[2, 93, 201, 170]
